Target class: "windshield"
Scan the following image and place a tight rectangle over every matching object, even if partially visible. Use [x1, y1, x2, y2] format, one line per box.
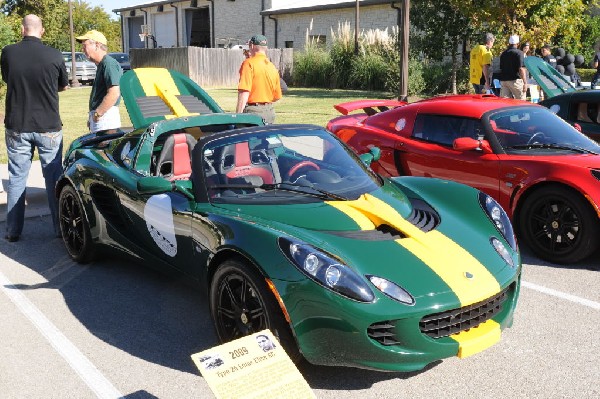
[110, 53, 129, 63]
[201, 127, 381, 204]
[63, 53, 89, 62]
[487, 106, 600, 154]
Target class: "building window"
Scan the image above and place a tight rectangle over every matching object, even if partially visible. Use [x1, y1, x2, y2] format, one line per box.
[308, 35, 326, 48]
[285, 41, 293, 48]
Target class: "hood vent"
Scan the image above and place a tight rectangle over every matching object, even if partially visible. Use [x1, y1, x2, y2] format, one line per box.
[407, 198, 440, 232]
[325, 224, 404, 241]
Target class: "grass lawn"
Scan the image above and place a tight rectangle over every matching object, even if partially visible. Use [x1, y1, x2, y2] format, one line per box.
[0, 85, 399, 164]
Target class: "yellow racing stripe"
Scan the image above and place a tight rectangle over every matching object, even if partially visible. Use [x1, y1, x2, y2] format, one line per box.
[327, 193, 501, 306]
[134, 68, 197, 118]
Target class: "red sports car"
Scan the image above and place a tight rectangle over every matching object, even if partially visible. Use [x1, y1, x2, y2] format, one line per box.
[327, 95, 600, 264]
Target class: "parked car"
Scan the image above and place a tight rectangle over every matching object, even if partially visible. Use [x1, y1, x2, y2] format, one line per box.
[540, 91, 600, 142]
[108, 52, 131, 71]
[328, 94, 600, 264]
[62, 51, 96, 84]
[56, 68, 521, 372]
[526, 56, 600, 141]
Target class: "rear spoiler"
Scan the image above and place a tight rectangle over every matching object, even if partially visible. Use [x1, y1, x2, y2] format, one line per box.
[334, 99, 407, 116]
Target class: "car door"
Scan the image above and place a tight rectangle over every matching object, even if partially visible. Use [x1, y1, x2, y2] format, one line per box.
[109, 136, 196, 274]
[395, 114, 501, 199]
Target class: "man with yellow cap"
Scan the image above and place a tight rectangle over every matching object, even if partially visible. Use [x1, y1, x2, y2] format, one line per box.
[76, 30, 122, 133]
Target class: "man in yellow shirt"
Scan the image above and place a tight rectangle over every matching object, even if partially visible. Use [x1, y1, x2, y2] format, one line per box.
[470, 33, 495, 94]
[236, 35, 282, 124]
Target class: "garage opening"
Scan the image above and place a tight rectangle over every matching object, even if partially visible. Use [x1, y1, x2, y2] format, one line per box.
[185, 7, 210, 47]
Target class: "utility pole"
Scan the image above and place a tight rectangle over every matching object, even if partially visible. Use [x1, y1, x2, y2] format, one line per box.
[399, 0, 410, 101]
[68, 0, 80, 87]
[354, 0, 359, 55]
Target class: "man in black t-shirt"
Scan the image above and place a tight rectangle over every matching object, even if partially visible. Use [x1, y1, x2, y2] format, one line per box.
[499, 35, 528, 100]
[592, 51, 600, 89]
[1, 14, 69, 242]
[541, 45, 557, 69]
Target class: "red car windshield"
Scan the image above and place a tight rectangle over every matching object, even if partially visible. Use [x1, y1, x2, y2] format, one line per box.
[487, 106, 600, 154]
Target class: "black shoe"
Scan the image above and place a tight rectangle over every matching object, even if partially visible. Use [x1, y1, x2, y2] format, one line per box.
[5, 234, 19, 242]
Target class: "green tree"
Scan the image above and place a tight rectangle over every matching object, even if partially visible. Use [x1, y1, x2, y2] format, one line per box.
[2, 0, 121, 52]
[447, 0, 598, 51]
[411, 0, 475, 93]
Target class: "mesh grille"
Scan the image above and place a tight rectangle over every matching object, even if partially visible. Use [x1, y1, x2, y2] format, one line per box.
[419, 286, 510, 339]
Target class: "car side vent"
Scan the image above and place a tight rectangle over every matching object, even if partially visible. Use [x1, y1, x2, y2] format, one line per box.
[324, 224, 404, 241]
[406, 198, 440, 232]
[90, 184, 128, 231]
[367, 320, 400, 346]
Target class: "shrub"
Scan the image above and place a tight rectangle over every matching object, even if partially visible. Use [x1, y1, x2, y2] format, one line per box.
[577, 68, 597, 82]
[293, 46, 333, 88]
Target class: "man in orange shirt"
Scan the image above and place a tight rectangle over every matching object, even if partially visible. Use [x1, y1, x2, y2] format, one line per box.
[236, 35, 282, 124]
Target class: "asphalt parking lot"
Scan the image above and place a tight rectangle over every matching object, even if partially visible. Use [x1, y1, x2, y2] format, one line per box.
[1, 200, 599, 398]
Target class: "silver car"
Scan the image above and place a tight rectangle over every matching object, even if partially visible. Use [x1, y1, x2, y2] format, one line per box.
[62, 52, 96, 85]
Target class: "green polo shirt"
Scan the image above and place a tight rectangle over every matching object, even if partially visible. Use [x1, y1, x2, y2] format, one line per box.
[89, 54, 122, 111]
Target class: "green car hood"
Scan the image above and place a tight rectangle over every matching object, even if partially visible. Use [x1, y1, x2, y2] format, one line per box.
[524, 56, 575, 99]
[213, 188, 515, 307]
[120, 67, 225, 129]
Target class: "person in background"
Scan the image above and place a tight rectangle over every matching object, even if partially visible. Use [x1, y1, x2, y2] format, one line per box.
[1, 14, 69, 242]
[541, 45, 558, 69]
[499, 35, 528, 100]
[469, 33, 495, 94]
[76, 30, 122, 134]
[591, 47, 600, 89]
[236, 35, 282, 124]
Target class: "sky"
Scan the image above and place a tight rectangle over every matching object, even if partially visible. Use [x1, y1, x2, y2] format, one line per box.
[85, 0, 139, 19]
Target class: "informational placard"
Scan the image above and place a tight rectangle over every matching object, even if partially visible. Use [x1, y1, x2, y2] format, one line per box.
[191, 330, 315, 399]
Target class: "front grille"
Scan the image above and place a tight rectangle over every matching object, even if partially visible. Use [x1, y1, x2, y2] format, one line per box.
[419, 285, 510, 338]
[367, 321, 400, 346]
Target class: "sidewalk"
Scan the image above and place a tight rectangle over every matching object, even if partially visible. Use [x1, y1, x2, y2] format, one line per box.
[0, 160, 50, 223]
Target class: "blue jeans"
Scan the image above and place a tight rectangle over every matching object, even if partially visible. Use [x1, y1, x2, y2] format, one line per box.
[5, 129, 63, 238]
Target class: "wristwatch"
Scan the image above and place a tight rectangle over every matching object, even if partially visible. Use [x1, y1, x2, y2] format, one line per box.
[94, 111, 103, 120]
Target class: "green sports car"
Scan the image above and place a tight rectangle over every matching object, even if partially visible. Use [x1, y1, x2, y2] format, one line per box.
[56, 68, 521, 371]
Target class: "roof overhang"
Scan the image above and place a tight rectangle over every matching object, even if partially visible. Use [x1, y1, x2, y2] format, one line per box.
[261, 0, 399, 16]
[113, 0, 185, 14]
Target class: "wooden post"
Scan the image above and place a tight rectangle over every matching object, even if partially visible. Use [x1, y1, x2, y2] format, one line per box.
[399, 0, 410, 101]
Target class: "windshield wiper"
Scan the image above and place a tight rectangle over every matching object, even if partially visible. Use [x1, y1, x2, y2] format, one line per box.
[264, 182, 348, 201]
[208, 182, 348, 201]
[507, 143, 598, 154]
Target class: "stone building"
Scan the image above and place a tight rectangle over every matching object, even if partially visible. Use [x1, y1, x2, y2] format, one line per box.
[113, 0, 402, 52]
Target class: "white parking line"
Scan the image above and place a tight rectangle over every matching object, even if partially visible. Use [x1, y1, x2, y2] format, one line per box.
[522, 280, 600, 310]
[0, 268, 123, 399]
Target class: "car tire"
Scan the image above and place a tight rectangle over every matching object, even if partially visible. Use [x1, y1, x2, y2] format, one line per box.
[518, 185, 599, 263]
[59, 185, 96, 263]
[210, 259, 301, 362]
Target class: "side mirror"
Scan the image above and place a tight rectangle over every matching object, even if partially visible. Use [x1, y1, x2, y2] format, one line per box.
[453, 137, 493, 154]
[359, 146, 381, 166]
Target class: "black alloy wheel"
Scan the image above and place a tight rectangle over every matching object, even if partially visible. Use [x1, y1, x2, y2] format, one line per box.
[210, 259, 301, 362]
[59, 185, 96, 263]
[519, 185, 599, 263]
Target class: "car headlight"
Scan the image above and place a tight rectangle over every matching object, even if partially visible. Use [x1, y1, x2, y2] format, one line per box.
[278, 237, 375, 302]
[367, 275, 414, 305]
[479, 192, 517, 251]
[490, 237, 515, 268]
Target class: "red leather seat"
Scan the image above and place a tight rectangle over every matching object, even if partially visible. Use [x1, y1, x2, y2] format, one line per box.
[156, 133, 197, 181]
